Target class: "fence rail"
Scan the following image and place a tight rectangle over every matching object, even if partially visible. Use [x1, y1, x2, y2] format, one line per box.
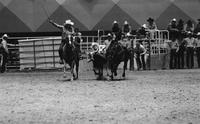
[6, 30, 169, 71]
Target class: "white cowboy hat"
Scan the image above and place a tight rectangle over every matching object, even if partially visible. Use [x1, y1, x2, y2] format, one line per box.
[2, 34, 8, 38]
[65, 19, 74, 25]
[127, 32, 131, 36]
[187, 31, 192, 34]
[124, 20, 128, 25]
[142, 24, 147, 28]
[107, 33, 112, 36]
[113, 20, 118, 24]
[172, 18, 177, 22]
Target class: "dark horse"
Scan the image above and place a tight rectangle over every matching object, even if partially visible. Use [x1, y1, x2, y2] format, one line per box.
[62, 39, 80, 81]
[106, 41, 130, 80]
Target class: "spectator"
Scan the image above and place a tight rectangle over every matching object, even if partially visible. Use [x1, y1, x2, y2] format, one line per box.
[194, 19, 200, 34]
[176, 19, 186, 69]
[0, 34, 9, 62]
[167, 18, 179, 42]
[194, 32, 200, 68]
[176, 33, 186, 69]
[112, 21, 122, 41]
[169, 37, 179, 69]
[134, 41, 147, 70]
[73, 28, 82, 57]
[122, 20, 132, 36]
[184, 31, 196, 68]
[177, 19, 184, 32]
[137, 24, 148, 39]
[184, 20, 194, 33]
[146, 17, 157, 30]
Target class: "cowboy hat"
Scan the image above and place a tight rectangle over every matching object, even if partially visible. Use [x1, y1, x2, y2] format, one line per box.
[107, 33, 112, 37]
[147, 17, 154, 22]
[113, 20, 118, 24]
[172, 18, 177, 22]
[2, 34, 8, 38]
[64, 19, 74, 25]
[124, 20, 128, 25]
[142, 24, 147, 28]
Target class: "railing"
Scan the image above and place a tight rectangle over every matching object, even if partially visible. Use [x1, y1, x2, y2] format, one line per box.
[99, 30, 169, 55]
[15, 36, 98, 70]
[6, 30, 169, 71]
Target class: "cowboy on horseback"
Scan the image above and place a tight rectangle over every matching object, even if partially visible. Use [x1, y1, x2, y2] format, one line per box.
[49, 19, 75, 64]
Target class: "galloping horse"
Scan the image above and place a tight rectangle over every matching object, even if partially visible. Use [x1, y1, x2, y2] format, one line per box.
[106, 41, 131, 80]
[62, 38, 80, 81]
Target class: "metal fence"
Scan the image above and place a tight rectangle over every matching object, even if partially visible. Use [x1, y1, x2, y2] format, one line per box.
[6, 30, 169, 71]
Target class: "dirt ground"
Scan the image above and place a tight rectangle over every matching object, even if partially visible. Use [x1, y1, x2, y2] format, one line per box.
[0, 69, 200, 124]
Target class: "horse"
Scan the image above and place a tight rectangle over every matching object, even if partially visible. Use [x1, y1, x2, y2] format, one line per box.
[62, 38, 80, 81]
[106, 41, 131, 80]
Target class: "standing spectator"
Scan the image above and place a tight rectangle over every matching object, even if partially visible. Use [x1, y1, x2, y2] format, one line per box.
[176, 33, 186, 69]
[194, 32, 200, 68]
[167, 18, 179, 41]
[103, 33, 113, 53]
[167, 18, 179, 69]
[184, 20, 195, 33]
[169, 38, 179, 69]
[176, 19, 186, 69]
[122, 20, 132, 36]
[146, 17, 157, 30]
[177, 19, 184, 33]
[184, 31, 196, 68]
[73, 28, 82, 58]
[137, 24, 148, 39]
[194, 19, 200, 34]
[0, 34, 9, 61]
[0, 34, 9, 73]
[134, 41, 147, 70]
[112, 21, 122, 41]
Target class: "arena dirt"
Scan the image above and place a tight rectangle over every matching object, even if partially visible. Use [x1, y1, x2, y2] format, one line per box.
[0, 69, 200, 124]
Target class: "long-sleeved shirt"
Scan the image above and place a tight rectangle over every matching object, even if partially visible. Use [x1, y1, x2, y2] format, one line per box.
[195, 38, 200, 48]
[184, 37, 195, 48]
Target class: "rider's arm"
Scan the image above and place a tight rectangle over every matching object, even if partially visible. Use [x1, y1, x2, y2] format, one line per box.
[49, 20, 63, 29]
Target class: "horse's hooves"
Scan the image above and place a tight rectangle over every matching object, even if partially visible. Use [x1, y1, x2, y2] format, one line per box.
[114, 71, 117, 76]
[74, 77, 78, 80]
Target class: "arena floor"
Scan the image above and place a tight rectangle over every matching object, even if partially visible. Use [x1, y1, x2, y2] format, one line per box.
[0, 69, 200, 124]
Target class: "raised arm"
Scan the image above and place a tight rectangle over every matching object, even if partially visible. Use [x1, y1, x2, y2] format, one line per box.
[49, 20, 63, 29]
